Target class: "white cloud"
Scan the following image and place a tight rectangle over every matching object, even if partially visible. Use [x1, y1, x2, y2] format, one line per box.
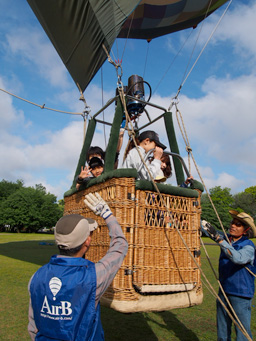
[1, 0, 255, 201]
[0, 79, 26, 130]
[214, 172, 244, 192]
[23, 121, 83, 168]
[193, 166, 245, 194]
[165, 1, 256, 76]
[147, 71, 256, 193]
[0, 78, 84, 198]
[210, 1, 256, 57]
[5, 28, 70, 89]
[177, 74, 256, 166]
[3, 71, 254, 199]
[185, 0, 256, 70]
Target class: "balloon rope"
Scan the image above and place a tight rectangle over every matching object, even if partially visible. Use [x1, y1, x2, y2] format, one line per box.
[174, 101, 256, 282]
[102, 44, 123, 84]
[200, 238, 253, 340]
[117, 86, 228, 314]
[120, 11, 135, 63]
[179, 0, 215, 88]
[182, 0, 233, 88]
[174, 0, 233, 100]
[100, 68, 107, 148]
[107, 44, 254, 339]
[118, 71, 254, 340]
[174, 101, 229, 240]
[111, 10, 135, 65]
[152, 30, 192, 95]
[0, 87, 83, 116]
[175, 94, 253, 338]
[142, 42, 150, 79]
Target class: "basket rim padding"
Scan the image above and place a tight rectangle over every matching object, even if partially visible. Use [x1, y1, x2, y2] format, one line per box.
[64, 168, 203, 198]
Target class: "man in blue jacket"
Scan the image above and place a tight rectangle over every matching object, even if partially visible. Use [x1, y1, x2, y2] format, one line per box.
[202, 210, 256, 341]
[28, 192, 128, 340]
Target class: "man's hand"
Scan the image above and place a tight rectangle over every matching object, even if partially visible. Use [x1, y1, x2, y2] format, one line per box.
[84, 192, 113, 220]
[201, 220, 223, 243]
[184, 176, 193, 185]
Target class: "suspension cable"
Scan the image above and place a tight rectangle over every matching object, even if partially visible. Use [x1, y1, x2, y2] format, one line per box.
[100, 68, 107, 147]
[180, 0, 215, 87]
[104, 29, 252, 340]
[143, 41, 150, 79]
[114, 68, 234, 333]
[181, 0, 233, 90]
[120, 11, 135, 64]
[172, 0, 233, 101]
[152, 30, 193, 96]
[200, 237, 252, 340]
[0, 87, 83, 116]
[169, 98, 254, 339]
[174, 100, 256, 281]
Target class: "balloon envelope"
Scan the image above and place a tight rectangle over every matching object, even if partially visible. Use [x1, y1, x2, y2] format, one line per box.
[119, 0, 229, 39]
[27, 0, 228, 92]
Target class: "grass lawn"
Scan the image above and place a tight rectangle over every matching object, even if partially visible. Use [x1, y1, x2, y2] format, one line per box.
[0, 234, 255, 340]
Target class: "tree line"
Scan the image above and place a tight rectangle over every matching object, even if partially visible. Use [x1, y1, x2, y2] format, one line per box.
[0, 179, 64, 233]
[0, 179, 255, 233]
[201, 185, 256, 230]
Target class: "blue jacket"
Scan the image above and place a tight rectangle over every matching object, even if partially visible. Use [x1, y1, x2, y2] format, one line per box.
[219, 236, 256, 298]
[30, 255, 104, 340]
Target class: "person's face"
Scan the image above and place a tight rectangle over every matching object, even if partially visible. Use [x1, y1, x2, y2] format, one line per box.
[161, 161, 167, 170]
[229, 218, 246, 238]
[83, 232, 93, 257]
[143, 139, 156, 153]
[91, 166, 103, 177]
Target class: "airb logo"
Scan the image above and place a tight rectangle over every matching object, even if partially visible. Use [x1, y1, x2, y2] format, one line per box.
[49, 277, 62, 300]
[40, 277, 72, 317]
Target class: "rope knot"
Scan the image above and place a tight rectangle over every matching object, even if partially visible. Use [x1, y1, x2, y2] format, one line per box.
[128, 130, 135, 139]
[186, 146, 192, 153]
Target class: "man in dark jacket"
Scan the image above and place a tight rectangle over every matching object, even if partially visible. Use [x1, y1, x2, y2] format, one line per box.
[202, 210, 256, 341]
[28, 192, 128, 340]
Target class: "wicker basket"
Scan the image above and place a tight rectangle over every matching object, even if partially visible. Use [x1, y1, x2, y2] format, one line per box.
[64, 177, 203, 312]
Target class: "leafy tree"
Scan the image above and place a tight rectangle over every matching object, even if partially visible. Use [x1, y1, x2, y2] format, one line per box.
[232, 192, 256, 219]
[244, 186, 256, 198]
[0, 179, 24, 202]
[201, 186, 234, 230]
[0, 182, 63, 232]
[58, 199, 65, 212]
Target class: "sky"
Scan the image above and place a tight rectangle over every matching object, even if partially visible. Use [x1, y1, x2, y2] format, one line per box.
[0, 0, 256, 201]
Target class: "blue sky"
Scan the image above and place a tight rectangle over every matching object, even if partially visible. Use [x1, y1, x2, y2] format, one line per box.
[0, 0, 256, 200]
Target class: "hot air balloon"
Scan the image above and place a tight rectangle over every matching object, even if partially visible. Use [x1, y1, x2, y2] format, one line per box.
[26, 0, 228, 93]
[49, 277, 62, 301]
[27, 0, 229, 313]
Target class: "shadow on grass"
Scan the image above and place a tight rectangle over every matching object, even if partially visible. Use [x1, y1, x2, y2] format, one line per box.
[101, 306, 200, 341]
[156, 310, 200, 341]
[1, 241, 201, 340]
[101, 306, 158, 341]
[0, 241, 58, 266]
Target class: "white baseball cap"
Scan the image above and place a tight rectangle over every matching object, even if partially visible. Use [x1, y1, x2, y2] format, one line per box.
[55, 214, 98, 249]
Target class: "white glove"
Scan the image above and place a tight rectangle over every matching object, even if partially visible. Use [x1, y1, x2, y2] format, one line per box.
[84, 192, 112, 220]
[201, 220, 223, 243]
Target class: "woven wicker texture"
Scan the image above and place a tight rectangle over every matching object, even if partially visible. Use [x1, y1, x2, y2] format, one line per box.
[64, 177, 202, 310]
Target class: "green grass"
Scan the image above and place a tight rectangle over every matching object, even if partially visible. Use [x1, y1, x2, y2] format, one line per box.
[0, 234, 255, 340]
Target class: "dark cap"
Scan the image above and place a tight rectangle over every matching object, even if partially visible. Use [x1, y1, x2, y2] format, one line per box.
[138, 130, 167, 150]
[55, 214, 98, 249]
[89, 157, 104, 169]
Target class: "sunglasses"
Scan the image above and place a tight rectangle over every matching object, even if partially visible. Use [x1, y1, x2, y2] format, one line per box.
[231, 220, 243, 227]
